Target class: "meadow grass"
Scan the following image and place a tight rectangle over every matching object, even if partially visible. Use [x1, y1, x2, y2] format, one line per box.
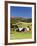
[10, 22, 32, 40]
[10, 31, 32, 40]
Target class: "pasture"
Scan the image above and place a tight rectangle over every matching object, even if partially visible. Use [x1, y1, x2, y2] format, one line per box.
[10, 22, 32, 40]
[10, 31, 32, 40]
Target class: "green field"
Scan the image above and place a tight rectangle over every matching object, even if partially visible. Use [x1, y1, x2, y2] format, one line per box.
[10, 22, 32, 40]
[10, 31, 32, 40]
[16, 22, 32, 28]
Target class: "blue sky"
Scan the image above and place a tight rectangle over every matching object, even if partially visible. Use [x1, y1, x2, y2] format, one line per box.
[10, 6, 32, 18]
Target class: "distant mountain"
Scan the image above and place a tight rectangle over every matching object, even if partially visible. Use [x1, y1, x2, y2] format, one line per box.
[10, 16, 32, 23]
[10, 16, 15, 18]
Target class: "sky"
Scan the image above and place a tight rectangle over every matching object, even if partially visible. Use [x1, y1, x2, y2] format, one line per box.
[10, 6, 32, 18]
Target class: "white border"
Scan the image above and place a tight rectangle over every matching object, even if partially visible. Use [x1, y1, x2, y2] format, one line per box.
[8, 3, 34, 43]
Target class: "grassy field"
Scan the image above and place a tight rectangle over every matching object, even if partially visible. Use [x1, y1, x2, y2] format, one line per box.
[16, 22, 32, 28]
[10, 31, 32, 40]
[10, 22, 32, 40]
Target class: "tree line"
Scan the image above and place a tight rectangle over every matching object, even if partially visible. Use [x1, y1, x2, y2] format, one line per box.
[10, 17, 32, 24]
